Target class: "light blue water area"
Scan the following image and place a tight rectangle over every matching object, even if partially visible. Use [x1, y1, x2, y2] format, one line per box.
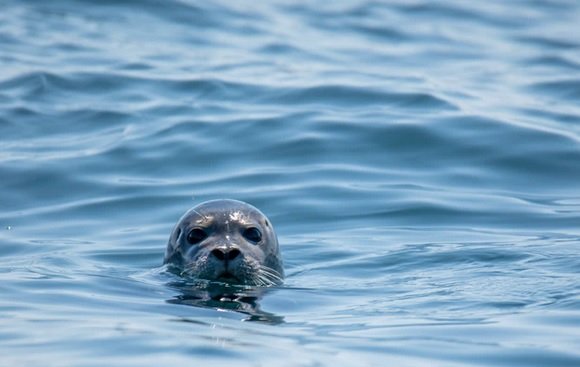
[1, 0, 580, 365]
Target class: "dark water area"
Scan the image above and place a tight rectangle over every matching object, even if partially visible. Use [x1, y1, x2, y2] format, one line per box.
[1, 0, 580, 366]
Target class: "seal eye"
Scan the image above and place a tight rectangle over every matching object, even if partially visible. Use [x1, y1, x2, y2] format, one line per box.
[187, 228, 207, 245]
[243, 227, 262, 244]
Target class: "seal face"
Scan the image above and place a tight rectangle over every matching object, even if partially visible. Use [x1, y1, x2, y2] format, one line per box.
[164, 199, 284, 286]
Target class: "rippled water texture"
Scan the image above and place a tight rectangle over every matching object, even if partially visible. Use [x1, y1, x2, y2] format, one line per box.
[1, 0, 580, 366]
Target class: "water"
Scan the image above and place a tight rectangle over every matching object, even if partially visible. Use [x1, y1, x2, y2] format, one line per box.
[1, 0, 579, 365]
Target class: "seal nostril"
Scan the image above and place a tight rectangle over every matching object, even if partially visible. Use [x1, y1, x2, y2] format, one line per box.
[211, 248, 240, 261]
[211, 248, 225, 261]
[227, 248, 241, 260]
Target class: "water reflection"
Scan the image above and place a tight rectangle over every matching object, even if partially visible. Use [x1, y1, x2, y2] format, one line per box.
[166, 279, 285, 325]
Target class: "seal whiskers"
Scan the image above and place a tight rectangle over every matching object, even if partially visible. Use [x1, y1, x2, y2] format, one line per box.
[254, 265, 284, 286]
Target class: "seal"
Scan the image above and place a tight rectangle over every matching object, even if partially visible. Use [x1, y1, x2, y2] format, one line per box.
[164, 199, 284, 286]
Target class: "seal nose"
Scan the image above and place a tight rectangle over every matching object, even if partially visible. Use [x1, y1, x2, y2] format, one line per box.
[211, 248, 241, 261]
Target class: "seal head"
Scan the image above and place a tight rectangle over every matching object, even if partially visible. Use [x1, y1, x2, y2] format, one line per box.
[164, 199, 284, 286]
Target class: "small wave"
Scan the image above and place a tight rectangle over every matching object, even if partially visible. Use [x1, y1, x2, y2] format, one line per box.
[264, 85, 456, 110]
[527, 79, 580, 101]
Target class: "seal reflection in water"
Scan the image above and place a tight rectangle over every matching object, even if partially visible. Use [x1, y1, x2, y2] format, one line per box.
[166, 280, 284, 324]
[164, 199, 284, 286]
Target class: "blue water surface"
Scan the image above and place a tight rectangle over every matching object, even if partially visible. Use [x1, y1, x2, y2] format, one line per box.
[1, 0, 580, 366]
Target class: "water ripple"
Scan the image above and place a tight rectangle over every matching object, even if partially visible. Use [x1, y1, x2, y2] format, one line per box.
[1, 0, 580, 366]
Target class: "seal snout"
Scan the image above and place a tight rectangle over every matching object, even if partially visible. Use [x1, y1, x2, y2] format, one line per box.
[211, 247, 244, 282]
[211, 247, 241, 261]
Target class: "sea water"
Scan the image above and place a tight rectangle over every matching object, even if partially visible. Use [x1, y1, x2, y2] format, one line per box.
[1, 1, 579, 366]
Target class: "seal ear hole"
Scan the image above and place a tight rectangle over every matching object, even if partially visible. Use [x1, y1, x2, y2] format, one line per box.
[175, 228, 182, 241]
[187, 228, 208, 245]
[265, 220, 270, 228]
[243, 227, 262, 244]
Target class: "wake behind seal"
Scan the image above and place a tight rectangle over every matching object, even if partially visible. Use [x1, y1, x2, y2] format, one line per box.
[164, 199, 284, 286]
